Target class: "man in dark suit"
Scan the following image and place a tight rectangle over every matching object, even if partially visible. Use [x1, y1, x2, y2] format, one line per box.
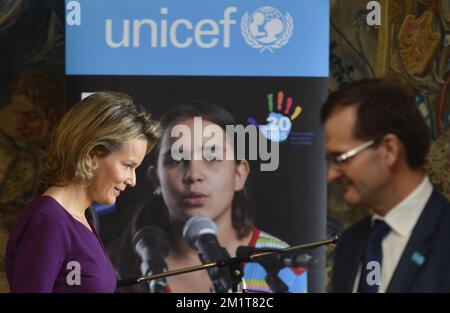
[322, 79, 450, 293]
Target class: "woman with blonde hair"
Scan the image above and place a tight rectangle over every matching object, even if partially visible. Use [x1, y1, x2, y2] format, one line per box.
[5, 92, 159, 292]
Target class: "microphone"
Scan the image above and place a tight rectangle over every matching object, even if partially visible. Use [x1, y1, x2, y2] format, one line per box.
[132, 226, 170, 293]
[182, 216, 233, 293]
[117, 234, 337, 289]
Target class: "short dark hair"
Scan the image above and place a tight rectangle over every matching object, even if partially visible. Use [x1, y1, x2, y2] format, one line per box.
[151, 100, 254, 238]
[321, 79, 430, 168]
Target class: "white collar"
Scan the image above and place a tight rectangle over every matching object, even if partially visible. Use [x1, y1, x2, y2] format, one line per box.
[372, 176, 433, 237]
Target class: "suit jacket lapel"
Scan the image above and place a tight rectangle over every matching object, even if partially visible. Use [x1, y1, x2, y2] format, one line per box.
[343, 218, 372, 292]
[386, 190, 443, 292]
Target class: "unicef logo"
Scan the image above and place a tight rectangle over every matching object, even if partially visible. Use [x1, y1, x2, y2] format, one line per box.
[241, 6, 294, 53]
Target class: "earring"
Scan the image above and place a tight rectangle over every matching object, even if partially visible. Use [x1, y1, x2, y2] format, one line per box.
[153, 186, 162, 196]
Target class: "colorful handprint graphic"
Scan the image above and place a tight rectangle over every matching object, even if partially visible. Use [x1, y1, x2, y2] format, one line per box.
[248, 91, 302, 142]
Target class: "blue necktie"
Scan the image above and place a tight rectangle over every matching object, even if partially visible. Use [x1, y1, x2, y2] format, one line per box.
[357, 220, 391, 293]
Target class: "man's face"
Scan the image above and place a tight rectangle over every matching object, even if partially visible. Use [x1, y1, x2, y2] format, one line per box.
[12, 94, 49, 146]
[325, 106, 390, 209]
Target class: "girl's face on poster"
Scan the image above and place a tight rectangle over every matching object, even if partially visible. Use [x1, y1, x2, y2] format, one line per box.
[155, 117, 248, 224]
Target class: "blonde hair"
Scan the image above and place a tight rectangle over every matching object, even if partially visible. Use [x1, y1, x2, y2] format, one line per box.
[41, 92, 159, 187]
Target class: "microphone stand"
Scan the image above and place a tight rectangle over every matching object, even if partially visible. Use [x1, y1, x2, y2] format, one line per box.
[117, 234, 339, 292]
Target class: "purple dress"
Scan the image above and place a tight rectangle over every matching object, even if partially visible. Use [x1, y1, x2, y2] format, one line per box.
[5, 195, 117, 292]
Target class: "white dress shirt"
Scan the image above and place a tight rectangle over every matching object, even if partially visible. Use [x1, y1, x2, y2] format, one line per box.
[352, 176, 433, 293]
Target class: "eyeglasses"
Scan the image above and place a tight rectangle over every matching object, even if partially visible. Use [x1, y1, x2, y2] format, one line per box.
[326, 139, 376, 166]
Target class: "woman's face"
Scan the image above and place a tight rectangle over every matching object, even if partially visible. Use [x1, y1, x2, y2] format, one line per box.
[87, 138, 148, 205]
[155, 118, 248, 224]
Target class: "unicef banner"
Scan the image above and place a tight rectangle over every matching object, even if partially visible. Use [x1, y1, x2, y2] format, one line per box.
[66, 0, 328, 76]
[65, 0, 329, 293]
